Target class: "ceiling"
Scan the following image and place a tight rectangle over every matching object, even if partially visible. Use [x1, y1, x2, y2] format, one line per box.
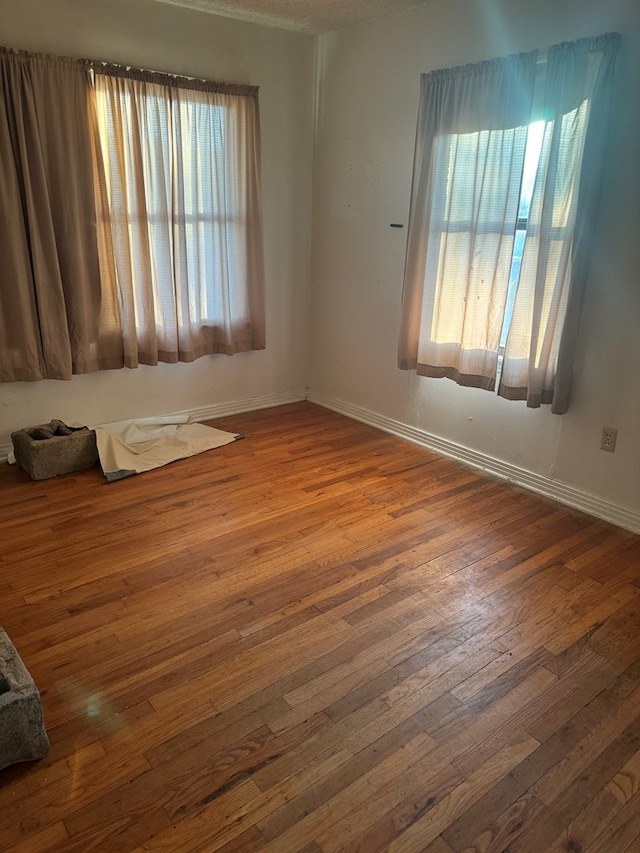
[150, 0, 431, 34]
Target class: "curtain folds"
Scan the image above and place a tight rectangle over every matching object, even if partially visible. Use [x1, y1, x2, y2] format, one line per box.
[0, 48, 123, 381]
[398, 52, 538, 388]
[0, 46, 265, 382]
[92, 71, 265, 366]
[499, 33, 620, 411]
[399, 33, 620, 412]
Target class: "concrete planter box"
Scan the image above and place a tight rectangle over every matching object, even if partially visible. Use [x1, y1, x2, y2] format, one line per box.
[11, 420, 98, 481]
[0, 628, 50, 771]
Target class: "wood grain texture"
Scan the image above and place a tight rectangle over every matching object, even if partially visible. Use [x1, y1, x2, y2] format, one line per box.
[0, 401, 639, 853]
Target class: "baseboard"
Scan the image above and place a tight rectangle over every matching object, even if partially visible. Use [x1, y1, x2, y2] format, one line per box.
[0, 389, 307, 465]
[176, 389, 308, 424]
[307, 388, 640, 535]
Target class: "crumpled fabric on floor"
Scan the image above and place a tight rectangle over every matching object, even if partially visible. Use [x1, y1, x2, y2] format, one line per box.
[91, 415, 241, 481]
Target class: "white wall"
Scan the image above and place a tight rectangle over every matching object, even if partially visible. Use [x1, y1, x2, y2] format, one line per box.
[308, 0, 640, 518]
[0, 0, 314, 443]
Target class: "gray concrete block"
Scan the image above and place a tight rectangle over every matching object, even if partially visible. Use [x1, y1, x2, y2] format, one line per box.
[0, 628, 50, 771]
[11, 420, 98, 480]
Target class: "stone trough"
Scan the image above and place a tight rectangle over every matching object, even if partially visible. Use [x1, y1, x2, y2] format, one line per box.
[0, 628, 50, 771]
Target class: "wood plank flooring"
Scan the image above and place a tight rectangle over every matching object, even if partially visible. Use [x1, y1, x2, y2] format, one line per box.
[1, 401, 639, 852]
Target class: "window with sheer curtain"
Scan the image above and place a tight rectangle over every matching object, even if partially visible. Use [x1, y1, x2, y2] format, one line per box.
[92, 68, 266, 368]
[0, 48, 265, 382]
[398, 34, 619, 413]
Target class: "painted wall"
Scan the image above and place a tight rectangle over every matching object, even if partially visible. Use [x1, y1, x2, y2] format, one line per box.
[308, 0, 640, 514]
[0, 0, 314, 443]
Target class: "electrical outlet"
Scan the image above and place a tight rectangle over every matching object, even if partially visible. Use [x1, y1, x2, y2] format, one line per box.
[600, 426, 617, 453]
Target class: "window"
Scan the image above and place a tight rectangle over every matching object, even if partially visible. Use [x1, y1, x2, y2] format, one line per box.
[0, 48, 266, 382]
[92, 70, 266, 367]
[427, 118, 545, 384]
[398, 34, 619, 413]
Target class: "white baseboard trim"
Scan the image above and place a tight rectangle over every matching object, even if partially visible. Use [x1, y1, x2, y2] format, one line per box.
[307, 389, 640, 535]
[0, 389, 307, 466]
[176, 389, 308, 424]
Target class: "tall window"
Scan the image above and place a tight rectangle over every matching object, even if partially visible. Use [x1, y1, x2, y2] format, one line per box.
[0, 48, 265, 382]
[92, 69, 266, 368]
[398, 34, 619, 413]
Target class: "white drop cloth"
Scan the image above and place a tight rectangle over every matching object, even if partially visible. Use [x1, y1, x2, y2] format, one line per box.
[91, 416, 240, 481]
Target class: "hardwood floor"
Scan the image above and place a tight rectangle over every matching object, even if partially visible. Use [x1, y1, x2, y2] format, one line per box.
[1, 401, 639, 852]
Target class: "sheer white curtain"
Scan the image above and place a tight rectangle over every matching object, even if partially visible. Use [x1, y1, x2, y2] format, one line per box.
[92, 67, 265, 367]
[499, 34, 620, 411]
[399, 34, 620, 411]
[398, 53, 538, 388]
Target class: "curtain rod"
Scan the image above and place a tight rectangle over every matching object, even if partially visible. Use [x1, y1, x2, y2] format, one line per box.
[0, 45, 259, 97]
[85, 60, 258, 97]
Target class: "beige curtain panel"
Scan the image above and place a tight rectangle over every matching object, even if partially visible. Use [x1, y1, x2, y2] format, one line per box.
[499, 34, 620, 411]
[0, 48, 265, 382]
[398, 33, 620, 412]
[0, 48, 124, 381]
